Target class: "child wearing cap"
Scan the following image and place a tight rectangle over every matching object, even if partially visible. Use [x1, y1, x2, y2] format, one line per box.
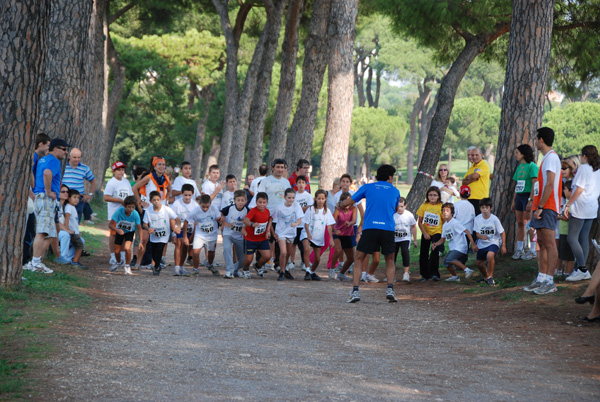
[103, 161, 133, 265]
[453, 185, 476, 238]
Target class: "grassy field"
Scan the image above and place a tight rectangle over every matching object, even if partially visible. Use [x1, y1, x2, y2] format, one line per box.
[0, 198, 107, 400]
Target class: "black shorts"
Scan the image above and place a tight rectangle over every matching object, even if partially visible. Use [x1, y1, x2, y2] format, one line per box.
[558, 234, 574, 262]
[293, 227, 303, 245]
[335, 235, 354, 250]
[268, 223, 277, 244]
[356, 229, 394, 256]
[115, 231, 135, 246]
[514, 193, 530, 212]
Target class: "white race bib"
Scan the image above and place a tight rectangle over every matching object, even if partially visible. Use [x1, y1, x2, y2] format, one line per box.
[479, 226, 496, 236]
[154, 227, 168, 238]
[117, 188, 130, 199]
[533, 181, 539, 197]
[199, 224, 214, 234]
[423, 211, 440, 227]
[395, 230, 408, 240]
[444, 230, 454, 240]
[515, 180, 526, 193]
[232, 222, 244, 232]
[255, 222, 268, 235]
[116, 220, 134, 232]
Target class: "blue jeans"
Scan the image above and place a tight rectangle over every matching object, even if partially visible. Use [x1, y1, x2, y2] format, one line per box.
[567, 217, 593, 268]
[223, 235, 245, 275]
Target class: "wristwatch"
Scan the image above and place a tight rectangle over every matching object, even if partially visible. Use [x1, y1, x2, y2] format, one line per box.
[537, 206, 543, 210]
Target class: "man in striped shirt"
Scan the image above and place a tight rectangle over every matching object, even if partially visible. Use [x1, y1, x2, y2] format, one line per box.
[62, 148, 97, 222]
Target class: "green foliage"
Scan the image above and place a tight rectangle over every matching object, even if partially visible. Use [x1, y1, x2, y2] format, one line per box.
[445, 97, 501, 158]
[457, 57, 505, 103]
[542, 102, 600, 157]
[350, 107, 408, 165]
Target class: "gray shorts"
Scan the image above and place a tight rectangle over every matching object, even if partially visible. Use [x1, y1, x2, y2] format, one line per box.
[71, 233, 84, 250]
[530, 209, 558, 231]
[34, 194, 57, 238]
[443, 250, 468, 267]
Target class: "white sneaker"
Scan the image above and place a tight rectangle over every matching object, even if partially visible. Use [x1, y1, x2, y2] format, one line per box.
[124, 266, 132, 275]
[366, 274, 379, 283]
[328, 269, 336, 279]
[336, 273, 350, 281]
[512, 249, 524, 260]
[109, 256, 117, 265]
[173, 266, 181, 276]
[32, 262, 53, 274]
[565, 269, 592, 282]
[109, 262, 120, 272]
[22, 262, 34, 271]
[464, 267, 475, 279]
[286, 262, 295, 271]
[402, 272, 410, 282]
[243, 270, 251, 279]
[445, 276, 460, 282]
[522, 250, 537, 260]
[180, 267, 190, 277]
[360, 273, 368, 282]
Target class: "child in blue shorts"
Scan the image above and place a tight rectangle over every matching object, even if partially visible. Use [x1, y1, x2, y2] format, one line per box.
[242, 192, 272, 278]
[473, 198, 507, 286]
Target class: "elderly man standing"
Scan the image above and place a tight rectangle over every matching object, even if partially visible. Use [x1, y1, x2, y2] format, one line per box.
[62, 148, 97, 222]
[28, 139, 71, 273]
[462, 146, 491, 215]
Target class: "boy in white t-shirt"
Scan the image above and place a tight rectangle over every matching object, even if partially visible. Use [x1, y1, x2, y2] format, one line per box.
[271, 188, 304, 281]
[291, 176, 313, 269]
[220, 174, 238, 210]
[142, 191, 180, 276]
[201, 164, 224, 209]
[171, 161, 201, 202]
[432, 202, 476, 282]
[473, 198, 506, 286]
[103, 161, 133, 265]
[221, 190, 249, 278]
[183, 194, 221, 276]
[170, 184, 198, 276]
[65, 189, 87, 269]
[393, 198, 418, 282]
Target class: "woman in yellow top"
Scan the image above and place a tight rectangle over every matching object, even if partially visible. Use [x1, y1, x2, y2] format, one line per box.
[416, 187, 444, 281]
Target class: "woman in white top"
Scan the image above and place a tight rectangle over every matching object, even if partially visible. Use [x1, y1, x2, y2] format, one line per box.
[431, 164, 459, 203]
[564, 145, 600, 280]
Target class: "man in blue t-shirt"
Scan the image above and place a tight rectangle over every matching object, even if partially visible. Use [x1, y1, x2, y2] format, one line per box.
[29, 138, 70, 273]
[338, 164, 401, 303]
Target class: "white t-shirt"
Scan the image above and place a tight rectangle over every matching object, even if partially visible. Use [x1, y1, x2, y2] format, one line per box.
[172, 176, 200, 202]
[143, 205, 177, 244]
[474, 214, 504, 249]
[393, 211, 416, 243]
[301, 207, 335, 247]
[295, 191, 314, 210]
[327, 190, 340, 212]
[104, 176, 133, 221]
[571, 164, 600, 219]
[221, 190, 236, 211]
[171, 199, 198, 235]
[64, 203, 80, 234]
[442, 218, 468, 254]
[221, 204, 249, 239]
[201, 180, 223, 210]
[272, 202, 304, 239]
[249, 176, 265, 196]
[453, 200, 475, 233]
[248, 175, 292, 211]
[186, 204, 221, 241]
[333, 189, 355, 204]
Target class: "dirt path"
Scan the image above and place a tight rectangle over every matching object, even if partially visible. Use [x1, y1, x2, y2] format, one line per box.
[31, 242, 600, 401]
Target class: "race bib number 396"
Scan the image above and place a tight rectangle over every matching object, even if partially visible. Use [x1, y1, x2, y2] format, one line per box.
[423, 211, 440, 227]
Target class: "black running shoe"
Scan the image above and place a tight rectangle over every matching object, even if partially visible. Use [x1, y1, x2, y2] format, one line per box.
[310, 273, 321, 281]
[152, 266, 160, 276]
[277, 272, 285, 281]
[304, 272, 311, 281]
[284, 271, 294, 280]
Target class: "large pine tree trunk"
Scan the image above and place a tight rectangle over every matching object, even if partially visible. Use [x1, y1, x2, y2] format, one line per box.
[213, 0, 240, 171]
[417, 87, 433, 166]
[491, 0, 554, 252]
[37, 0, 93, 149]
[354, 56, 366, 107]
[318, 0, 358, 189]
[242, 0, 288, 179]
[406, 78, 432, 184]
[405, 23, 509, 213]
[285, 0, 332, 164]
[267, 0, 304, 165]
[1, 0, 51, 287]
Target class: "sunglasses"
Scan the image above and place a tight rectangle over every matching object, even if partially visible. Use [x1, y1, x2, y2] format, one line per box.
[561, 167, 569, 170]
[60, 190, 68, 193]
[439, 168, 448, 171]
[57, 147, 67, 151]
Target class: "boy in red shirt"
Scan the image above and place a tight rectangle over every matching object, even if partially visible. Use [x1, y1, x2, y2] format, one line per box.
[242, 192, 272, 278]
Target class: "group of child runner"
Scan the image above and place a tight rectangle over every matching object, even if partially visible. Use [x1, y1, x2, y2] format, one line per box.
[99, 155, 514, 295]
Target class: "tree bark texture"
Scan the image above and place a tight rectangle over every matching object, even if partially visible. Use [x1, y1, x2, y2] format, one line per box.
[192, 89, 213, 183]
[406, 78, 432, 184]
[239, 0, 288, 179]
[491, 0, 554, 252]
[354, 56, 366, 107]
[213, 0, 239, 172]
[227, 19, 270, 180]
[37, 0, 93, 149]
[285, 0, 332, 165]
[267, 0, 304, 165]
[0, 0, 51, 287]
[204, 136, 221, 178]
[365, 65, 374, 107]
[405, 23, 509, 214]
[318, 0, 358, 189]
[418, 92, 436, 166]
